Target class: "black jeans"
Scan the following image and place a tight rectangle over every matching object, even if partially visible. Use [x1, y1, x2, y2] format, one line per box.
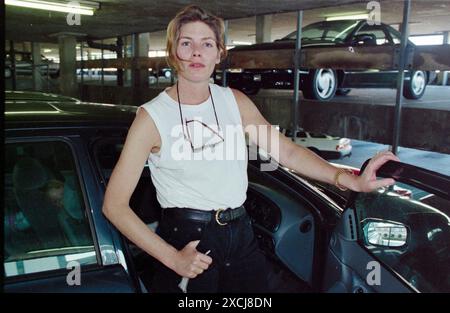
[150, 209, 269, 293]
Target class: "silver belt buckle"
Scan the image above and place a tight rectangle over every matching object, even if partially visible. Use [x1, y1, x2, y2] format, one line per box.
[215, 208, 227, 226]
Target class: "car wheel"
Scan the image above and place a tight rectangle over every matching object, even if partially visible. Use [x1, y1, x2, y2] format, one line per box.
[336, 88, 351, 96]
[303, 68, 337, 101]
[404, 70, 427, 100]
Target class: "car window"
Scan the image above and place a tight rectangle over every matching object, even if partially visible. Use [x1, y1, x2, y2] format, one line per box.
[297, 131, 307, 138]
[283, 20, 359, 42]
[310, 132, 327, 138]
[354, 25, 391, 45]
[385, 25, 402, 44]
[93, 138, 162, 227]
[4, 141, 96, 277]
[354, 184, 450, 292]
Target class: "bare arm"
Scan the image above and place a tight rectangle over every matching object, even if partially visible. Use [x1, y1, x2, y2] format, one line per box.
[232, 89, 399, 192]
[102, 108, 211, 278]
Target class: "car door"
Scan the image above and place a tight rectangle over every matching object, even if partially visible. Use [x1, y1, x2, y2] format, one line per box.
[4, 131, 138, 292]
[343, 23, 398, 88]
[322, 160, 450, 293]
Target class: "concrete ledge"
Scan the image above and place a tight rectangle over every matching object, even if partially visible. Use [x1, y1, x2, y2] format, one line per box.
[79, 84, 449, 154]
[250, 94, 450, 154]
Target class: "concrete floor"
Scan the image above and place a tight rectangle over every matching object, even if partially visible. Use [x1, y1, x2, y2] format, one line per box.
[258, 85, 450, 111]
[333, 86, 450, 111]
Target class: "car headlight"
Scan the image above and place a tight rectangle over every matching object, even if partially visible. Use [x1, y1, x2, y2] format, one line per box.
[227, 68, 243, 73]
[253, 74, 262, 82]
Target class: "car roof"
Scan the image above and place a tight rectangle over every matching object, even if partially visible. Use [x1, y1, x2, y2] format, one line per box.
[5, 99, 137, 129]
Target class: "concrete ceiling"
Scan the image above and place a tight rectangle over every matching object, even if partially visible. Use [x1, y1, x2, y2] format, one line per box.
[5, 0, 450, 59]
[5, 0, 365, 43]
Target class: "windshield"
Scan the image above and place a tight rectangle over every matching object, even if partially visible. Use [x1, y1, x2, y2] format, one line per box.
[283, 20, 360, 43]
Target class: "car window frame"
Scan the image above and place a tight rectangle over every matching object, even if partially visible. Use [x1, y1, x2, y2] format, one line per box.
[346, 159, 450, 292]
[353, 24, 392, 45]
[4, 135, 104, 282]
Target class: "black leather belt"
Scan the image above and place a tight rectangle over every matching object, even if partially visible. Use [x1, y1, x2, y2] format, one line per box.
[161, 205, 246, 226]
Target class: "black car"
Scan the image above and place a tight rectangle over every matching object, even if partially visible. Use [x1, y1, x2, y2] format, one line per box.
[4, 93, 450, 292]
[217, 19, 437, 100]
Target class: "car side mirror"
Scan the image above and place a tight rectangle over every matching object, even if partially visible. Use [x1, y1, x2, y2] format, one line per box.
[362, 219, 408, 248]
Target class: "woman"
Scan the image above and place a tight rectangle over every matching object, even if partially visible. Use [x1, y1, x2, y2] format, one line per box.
[102, 5, 399, 293]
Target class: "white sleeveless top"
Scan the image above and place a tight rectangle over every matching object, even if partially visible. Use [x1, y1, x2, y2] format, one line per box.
[137, 83, 248, 211]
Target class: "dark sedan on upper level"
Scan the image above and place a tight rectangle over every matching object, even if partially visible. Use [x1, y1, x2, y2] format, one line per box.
[4, 92, 449, 293]
[216, 19, 437, 101]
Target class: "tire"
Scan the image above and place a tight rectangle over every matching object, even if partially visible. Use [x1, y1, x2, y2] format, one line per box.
[403, 70, 427, 100]
[336, 88, 351, 96]
[302, 68, 337, 101]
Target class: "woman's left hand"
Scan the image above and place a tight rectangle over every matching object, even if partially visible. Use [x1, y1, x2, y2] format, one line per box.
[355, 150, 401, 192]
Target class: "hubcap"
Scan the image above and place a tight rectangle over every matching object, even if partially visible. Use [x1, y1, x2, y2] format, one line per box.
[315, 69, 336, 99]
[412, 71, 426, 95]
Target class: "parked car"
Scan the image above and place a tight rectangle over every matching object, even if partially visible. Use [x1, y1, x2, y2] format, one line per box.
[278, 127, 352, 159]
[4, 92, 449, 293]
[76, 68, 173, 85]
[149, 67, 173, 79]
[5, 51, 60, 79]
[217, 19, 437, 100]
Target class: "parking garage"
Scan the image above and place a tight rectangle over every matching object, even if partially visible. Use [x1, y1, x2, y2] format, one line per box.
[3, 0, 450, 294]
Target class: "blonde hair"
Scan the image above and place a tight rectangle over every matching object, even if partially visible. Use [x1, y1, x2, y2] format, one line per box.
[166, 5, 227, 72]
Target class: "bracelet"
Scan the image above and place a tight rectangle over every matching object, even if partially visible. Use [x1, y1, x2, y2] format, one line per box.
[334, 168, 353, 191]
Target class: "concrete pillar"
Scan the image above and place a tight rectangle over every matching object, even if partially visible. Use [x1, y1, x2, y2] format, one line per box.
[22, 42, 30, 53]
[132, 32, 150, 88]
[256, 15, 272, 44]
[58, 35, 77, 97]
[32, 42, 43, 91]
[443, 31, 449, 44]
[443, 31, 449, 86]
[123, 35, 132, 86]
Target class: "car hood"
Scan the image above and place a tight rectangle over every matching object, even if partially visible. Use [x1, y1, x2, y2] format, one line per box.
[5, 90, 79, 102]
[5, 100, 137, 126]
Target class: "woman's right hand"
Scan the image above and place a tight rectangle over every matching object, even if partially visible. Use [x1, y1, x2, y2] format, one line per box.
[173, 240, 213, 278]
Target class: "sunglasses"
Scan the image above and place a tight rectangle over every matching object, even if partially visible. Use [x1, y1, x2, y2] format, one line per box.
[177, 82, 224, 152]
[184, 118, 224, 152]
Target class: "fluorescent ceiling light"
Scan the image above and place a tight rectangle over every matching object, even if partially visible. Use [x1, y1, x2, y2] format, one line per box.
[326, 14, 369, 21]
[5, 0, 99, 16]
[232, 41, 252, 45]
